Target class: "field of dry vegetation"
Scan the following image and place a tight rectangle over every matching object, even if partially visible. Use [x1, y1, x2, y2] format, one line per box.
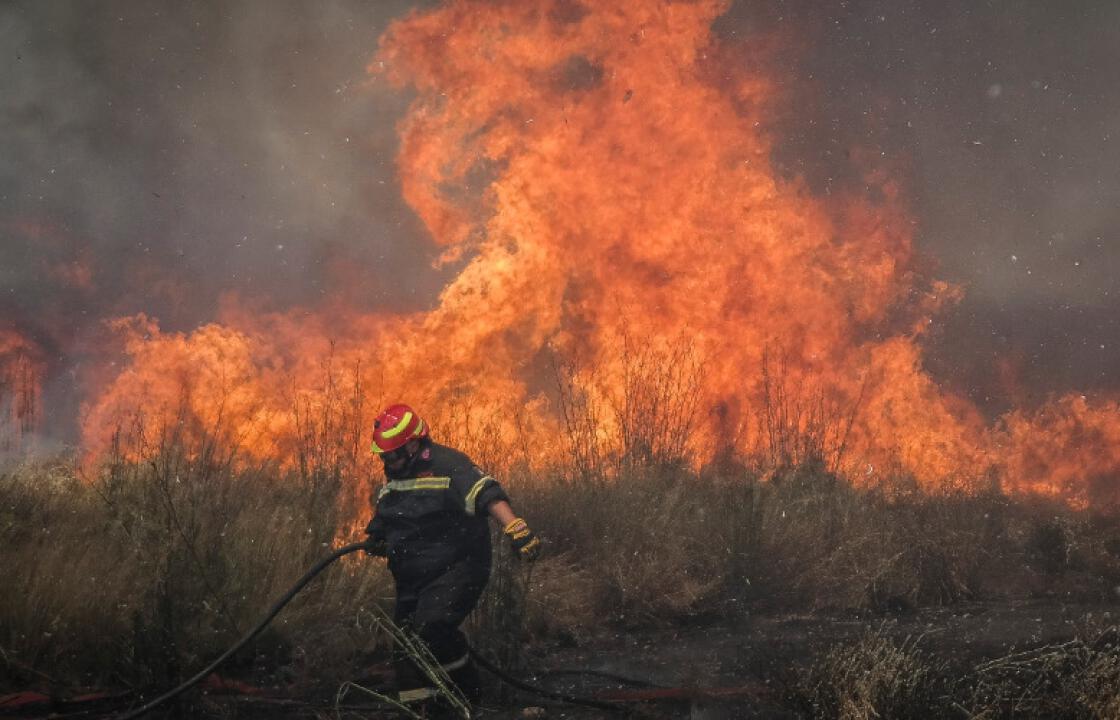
[3, 357, 1120, 718]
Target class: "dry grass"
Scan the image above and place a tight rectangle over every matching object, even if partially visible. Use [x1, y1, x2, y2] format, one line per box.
[964, 626, 1120, 719]
[4, 342, 1120, 714]
[0, 424, 393, 698]
[790, 625, 1120, 719]
[791, 630, 955, 719]
[521, 467, 727, 627]
[6, 430, 1120, 702]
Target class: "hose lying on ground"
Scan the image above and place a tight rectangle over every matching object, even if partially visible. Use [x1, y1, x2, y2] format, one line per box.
[115, 542, 632, 718]
[468, 647, 629, 714]
[116, 541, 368, 720]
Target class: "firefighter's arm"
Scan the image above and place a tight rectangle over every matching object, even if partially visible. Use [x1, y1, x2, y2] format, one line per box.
[448, 458, 539, 560]
[364, 493, 388, 557]
[490, 500, 541, 562]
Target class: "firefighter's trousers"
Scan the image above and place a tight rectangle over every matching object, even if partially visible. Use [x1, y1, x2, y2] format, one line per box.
[392, 558, 489, 704]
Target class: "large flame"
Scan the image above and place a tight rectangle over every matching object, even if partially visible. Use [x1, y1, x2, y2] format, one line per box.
[996, 395, 1120, 510]
[77, 0, 1117, 508]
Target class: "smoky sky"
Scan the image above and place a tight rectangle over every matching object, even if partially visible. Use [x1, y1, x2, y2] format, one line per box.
[1, 1, 442, 331]
[2, 0, 1118, 438]
[718, 0, 1120, 412]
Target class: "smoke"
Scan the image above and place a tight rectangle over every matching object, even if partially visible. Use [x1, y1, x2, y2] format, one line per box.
[712, 0, 1120, 413]
[1, 0, 1117, 451]
[1, 0, 439, 440]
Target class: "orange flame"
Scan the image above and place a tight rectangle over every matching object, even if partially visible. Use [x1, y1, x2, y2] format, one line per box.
[996, 395, 1120, 510]
[78, 0, 1118, 510]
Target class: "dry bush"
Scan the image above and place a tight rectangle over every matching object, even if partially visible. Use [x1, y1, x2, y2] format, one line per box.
[726, 348, 1012, 613]
[471, 550, 602, 654]
[702, 469, 766, 598]
[0, 403, 393, 696]
[816, 493, 991, 611]
[519, 554, 602, 643]
[9, 337, 1120, 701]
[965, 626, 1120, 719]
[422, 401, 495, 472]
[1018, 511, 1120, 600]
[550, 333, 704, 482]
[551, 355, 609, 483]
[792, 630, 955, 720]
[742, 462, 866, 607]
[598, 469, 724, 621]
[757, 348, 865, 474]
[956, 496, 1120, 601]
[721, 469, 1016, 614]
[518, 441, 1120, 642]
[609, 333, 704, 474]
[790, 624, 1120, 720]
[521, 467, 725, 628]
[524, 336, 722, 624]
[0, 463, 142, 691]
[286, 355, 379, 534]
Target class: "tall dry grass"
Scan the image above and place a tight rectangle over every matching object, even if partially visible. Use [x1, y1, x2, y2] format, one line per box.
[4, 339, 1120, 714]
[791, 629, 956, 719]
[787, 624, 1120, 720]
[0, 401, 393, 699]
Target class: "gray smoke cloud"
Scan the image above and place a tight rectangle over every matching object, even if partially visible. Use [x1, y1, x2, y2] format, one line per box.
[1, 0, 442, 327]
[1, 0, 1117, 444]
[1, 0, 438, 437]
[716, 0, 1120, 413]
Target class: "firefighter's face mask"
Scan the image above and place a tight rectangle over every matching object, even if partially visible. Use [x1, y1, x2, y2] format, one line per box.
[381, 447, 408, 469]
[381, 440, 418, 470]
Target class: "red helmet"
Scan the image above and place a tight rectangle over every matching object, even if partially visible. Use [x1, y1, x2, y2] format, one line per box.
[371, 403, 429, 454]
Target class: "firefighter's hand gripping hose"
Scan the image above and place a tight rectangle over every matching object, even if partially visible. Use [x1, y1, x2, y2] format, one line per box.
[503, 517, 541, 561]
[114, 540, 630, 719]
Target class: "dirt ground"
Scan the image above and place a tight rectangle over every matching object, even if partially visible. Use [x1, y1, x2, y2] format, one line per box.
[5, 599, 1114, 719]
[252, 598, 1118, 719]
[499, 598, 1119, 719]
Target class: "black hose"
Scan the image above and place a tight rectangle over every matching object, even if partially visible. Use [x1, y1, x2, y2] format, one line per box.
[534, 667, 663, 688]
[116, 541, 368, 720]
[468, 647, 630, 715]
[116, 542, 631, 719]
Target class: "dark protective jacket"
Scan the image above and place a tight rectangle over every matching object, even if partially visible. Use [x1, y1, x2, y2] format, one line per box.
[366, 440, 509, 584]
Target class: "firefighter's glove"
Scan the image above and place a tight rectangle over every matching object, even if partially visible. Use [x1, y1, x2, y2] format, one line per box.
[503, 518, 541, 562]
[364, 536, 387, 557]
[364, 517, 387, 557]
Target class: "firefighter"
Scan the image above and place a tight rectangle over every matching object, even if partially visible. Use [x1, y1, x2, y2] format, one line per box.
[364, 403, 540, 712]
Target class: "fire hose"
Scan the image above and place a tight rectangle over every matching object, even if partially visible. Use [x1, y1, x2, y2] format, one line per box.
[116, 541, 628, 719]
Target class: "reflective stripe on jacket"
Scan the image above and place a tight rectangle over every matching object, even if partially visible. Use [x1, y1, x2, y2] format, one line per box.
[366, 441, 509, 582]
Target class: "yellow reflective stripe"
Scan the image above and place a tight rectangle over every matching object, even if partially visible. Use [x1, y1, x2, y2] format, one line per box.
[386, 477, 451, 492]
[370, 438, 387, 453]
[376, 485, 390, 501]
[399, 687, 436, 702]
[381, 411, 414, 439]
[464, 476, 495, 516]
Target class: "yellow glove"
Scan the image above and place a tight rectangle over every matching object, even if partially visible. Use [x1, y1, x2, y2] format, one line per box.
[503, 518, 541, 562]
